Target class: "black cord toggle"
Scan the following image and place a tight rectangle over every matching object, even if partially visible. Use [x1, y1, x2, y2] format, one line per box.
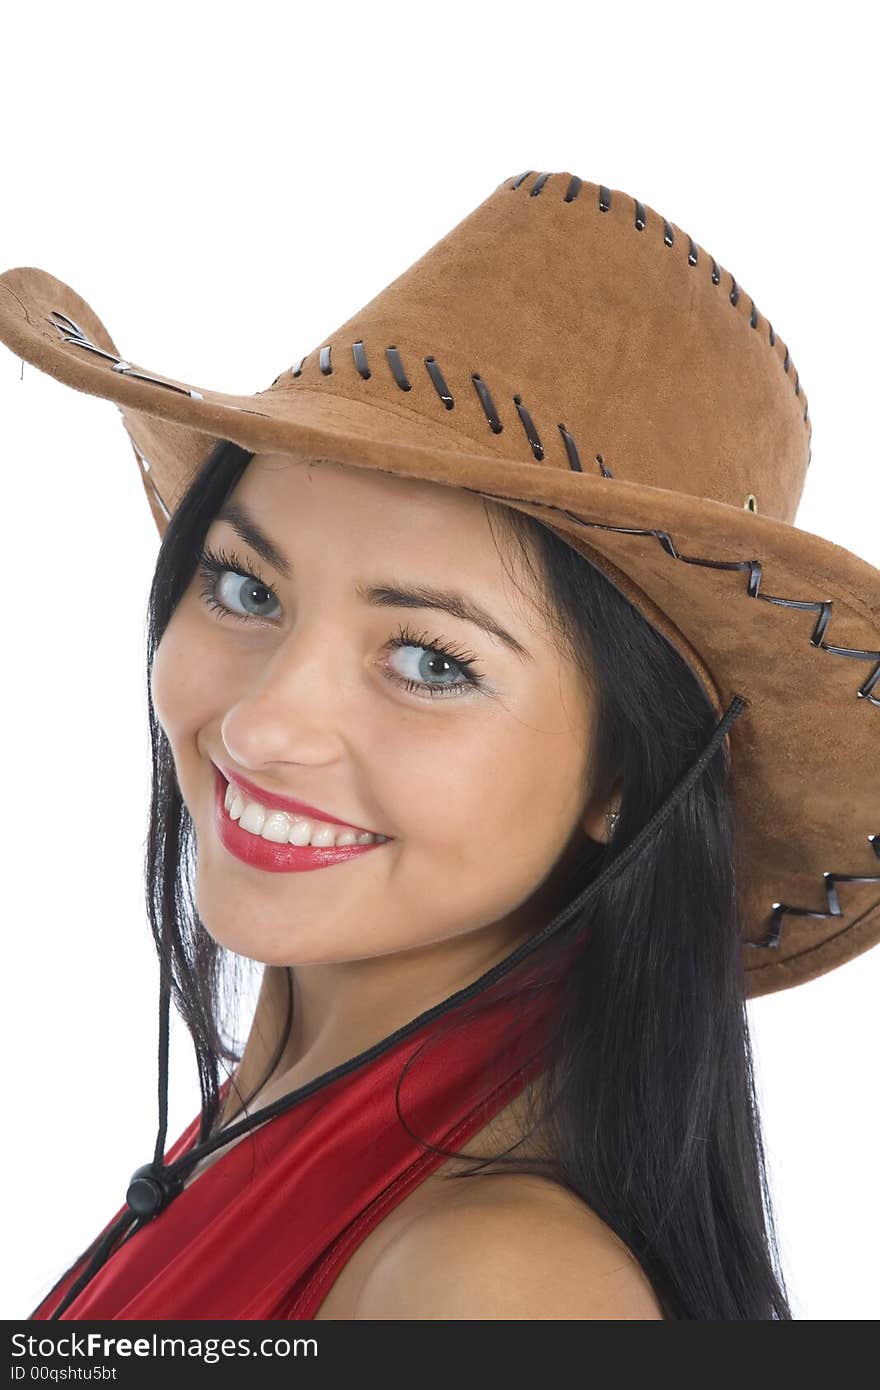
[125, 1161, 184, 1219]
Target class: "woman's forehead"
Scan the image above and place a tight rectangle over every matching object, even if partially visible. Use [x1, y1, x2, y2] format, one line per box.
[245, 450, 492, 522]
[226, 452, 533, 581]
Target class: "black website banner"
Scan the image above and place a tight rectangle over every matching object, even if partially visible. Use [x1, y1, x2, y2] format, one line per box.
[4, 1320, 655, 1384]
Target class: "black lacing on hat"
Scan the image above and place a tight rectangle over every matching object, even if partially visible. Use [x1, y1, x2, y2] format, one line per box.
[285, 172, 812, 473]
[38, 696, 748, 1319]
[510, 171, 811, 439]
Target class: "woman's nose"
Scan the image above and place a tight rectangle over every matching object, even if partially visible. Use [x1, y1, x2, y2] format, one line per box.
[219, 627, 354, 765]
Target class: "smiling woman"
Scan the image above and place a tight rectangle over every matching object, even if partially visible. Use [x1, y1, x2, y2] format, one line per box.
[11, 169, 874, 1325]
[151, 447, 611, 975]
[31, 436, 785, 1321]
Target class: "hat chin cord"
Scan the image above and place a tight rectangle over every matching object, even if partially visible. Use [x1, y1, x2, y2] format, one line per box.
[43, 694, 748, 1320]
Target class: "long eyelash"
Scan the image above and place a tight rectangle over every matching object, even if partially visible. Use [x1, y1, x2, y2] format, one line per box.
[386, 623, 485, 700]
[196, 543, 278, 618]
[195, 544, 485, 700]
[197, 542, 271, 589]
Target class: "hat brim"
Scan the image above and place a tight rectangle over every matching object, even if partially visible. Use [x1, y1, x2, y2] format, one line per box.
[2, 265, 878, 998]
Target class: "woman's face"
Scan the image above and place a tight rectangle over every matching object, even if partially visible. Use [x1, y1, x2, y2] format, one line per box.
[151, 452, 611, 971]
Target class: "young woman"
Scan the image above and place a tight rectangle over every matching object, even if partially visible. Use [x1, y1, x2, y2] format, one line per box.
[3, 169, 877, 1321]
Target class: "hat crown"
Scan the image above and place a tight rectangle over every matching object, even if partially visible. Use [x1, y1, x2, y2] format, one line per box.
[263, 171, 811, 525]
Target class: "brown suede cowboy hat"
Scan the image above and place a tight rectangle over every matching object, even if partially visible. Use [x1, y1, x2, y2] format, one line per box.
[1, 168, 877, 998]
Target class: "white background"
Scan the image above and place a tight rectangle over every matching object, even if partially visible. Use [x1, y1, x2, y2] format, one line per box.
[1, 1, 877, 1321]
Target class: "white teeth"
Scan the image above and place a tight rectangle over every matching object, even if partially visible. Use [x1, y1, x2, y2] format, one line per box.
[288, 817, 314, 847]
[261, 810, 293, 844]
[223, 779, 385, 848]
[239, 801, 267, 835]
[308, 822, 338, 848]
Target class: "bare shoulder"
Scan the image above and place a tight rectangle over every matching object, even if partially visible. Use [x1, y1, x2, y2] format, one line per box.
[353, 1173, 665, 1320]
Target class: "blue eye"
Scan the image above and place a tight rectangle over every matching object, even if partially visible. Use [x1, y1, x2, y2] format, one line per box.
[197, 544, 281, 621]
[383, 624, 483, 700]
[194, 544, 485, 702]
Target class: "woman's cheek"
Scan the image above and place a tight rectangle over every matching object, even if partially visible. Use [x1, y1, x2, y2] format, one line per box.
[150, 609, 221, 741]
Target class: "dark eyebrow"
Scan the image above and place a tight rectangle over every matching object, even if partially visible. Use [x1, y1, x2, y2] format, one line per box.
[215, 500, 293, 579]
[358, 584, 532, 661]
[213, 500, 532, 661]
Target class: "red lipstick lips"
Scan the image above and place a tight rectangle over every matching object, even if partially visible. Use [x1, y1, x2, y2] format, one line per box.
[214, 762, 379, 835]
[212, 766, 388, 874]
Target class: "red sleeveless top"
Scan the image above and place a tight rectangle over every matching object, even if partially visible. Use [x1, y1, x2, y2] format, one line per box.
[30, 966, 562, 1319]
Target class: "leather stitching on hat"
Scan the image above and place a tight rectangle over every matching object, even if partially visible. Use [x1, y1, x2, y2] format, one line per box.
[755, 835, 880, 950]
[280, 171, 810, 478]
[510, 170, 811, 442]
[45, 310, 275, 418]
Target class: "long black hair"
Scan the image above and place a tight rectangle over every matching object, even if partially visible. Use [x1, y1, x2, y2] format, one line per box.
[39, 436, 792, 1320]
